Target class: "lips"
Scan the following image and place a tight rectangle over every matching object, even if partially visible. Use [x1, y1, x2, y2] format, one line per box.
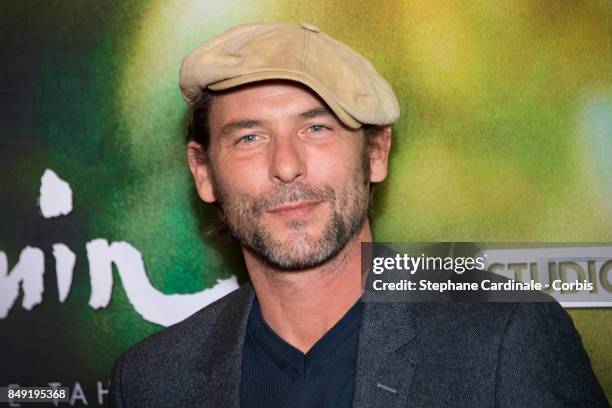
[266, 200, 323, 218]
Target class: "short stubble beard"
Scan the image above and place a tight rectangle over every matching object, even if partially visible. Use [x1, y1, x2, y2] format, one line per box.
[208, 146, 371, 271]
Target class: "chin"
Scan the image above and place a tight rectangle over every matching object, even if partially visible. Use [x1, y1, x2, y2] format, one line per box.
[259, 237, 343, 271]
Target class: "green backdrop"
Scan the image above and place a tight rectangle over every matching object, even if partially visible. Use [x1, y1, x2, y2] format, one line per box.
[1, 0, 610, 404]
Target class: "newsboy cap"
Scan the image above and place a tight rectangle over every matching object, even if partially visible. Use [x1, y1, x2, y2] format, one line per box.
[179, 22, 400, 129]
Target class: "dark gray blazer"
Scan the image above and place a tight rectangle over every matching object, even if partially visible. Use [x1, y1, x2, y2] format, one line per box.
[109, 282, 609, 407]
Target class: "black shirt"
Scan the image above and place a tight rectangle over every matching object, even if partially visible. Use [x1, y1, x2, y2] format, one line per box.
[241, 296, 363, 408]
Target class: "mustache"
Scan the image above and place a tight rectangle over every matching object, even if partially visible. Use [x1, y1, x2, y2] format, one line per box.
[250, 182, 336, 214]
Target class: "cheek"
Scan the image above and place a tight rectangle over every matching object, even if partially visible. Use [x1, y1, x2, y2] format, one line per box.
[304, 142, 363, 183]
[214, 157, 270, 196]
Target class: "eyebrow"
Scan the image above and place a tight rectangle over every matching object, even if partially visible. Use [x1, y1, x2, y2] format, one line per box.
[218, 106, 334, 136]
[299, 106, 333, 119]
[219, 119, 263, 136]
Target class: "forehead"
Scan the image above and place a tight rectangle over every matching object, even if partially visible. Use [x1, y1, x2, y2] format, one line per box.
[209, 80, 334, 124]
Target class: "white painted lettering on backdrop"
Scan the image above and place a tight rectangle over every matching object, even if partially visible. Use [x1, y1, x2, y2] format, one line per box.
[0, 169, 239, 325]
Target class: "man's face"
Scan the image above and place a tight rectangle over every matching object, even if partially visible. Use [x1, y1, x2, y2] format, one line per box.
[192, 81, 384, 270]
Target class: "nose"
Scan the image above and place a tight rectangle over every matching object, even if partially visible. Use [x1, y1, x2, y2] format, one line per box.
[270, 135, 306, 184]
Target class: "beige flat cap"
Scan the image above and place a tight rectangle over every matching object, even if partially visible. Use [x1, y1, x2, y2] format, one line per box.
[179, 22, 400, 129]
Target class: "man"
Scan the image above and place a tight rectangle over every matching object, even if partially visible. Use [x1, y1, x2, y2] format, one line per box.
[109, 22, 608, 407]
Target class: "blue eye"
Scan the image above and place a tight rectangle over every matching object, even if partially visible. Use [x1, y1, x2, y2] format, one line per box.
[309, 124, 328, 132]
[236, 134, 258, 144]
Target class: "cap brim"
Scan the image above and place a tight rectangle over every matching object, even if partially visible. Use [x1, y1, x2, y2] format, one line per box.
[208, 70, 362, 129]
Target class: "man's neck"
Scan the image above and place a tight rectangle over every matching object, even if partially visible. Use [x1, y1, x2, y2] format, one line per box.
[242, 221, 371, 354]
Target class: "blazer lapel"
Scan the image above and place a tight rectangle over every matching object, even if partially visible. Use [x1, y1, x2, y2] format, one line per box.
[193, 282, 255, 408]
[353, 301, 417, 408]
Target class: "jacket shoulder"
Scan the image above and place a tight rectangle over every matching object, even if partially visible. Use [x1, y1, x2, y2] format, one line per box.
[119, 282, 251, 365]
[109, 283, 253, 407]
[407, 296, 608, 407]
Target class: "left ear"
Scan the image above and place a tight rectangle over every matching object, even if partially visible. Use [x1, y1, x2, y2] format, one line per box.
[368, 126, 392, 183]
